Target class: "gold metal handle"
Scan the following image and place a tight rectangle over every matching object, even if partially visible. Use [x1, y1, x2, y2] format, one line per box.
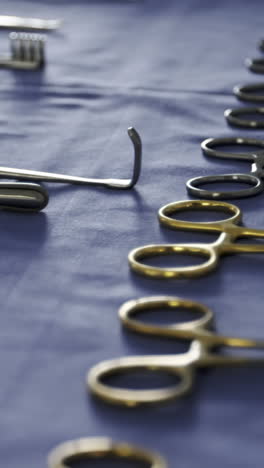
[128, 243, 218, 279]
[48, 437, 166, 468]
[223, 225, 264, 254]
[119, 296, 264, 352]
[87, 354, 193, 406]
[119, 296, 214, 337]
[158, 199, 241, 232]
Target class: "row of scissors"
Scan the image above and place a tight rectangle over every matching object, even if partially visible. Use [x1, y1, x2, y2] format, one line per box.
[185, 38, 264, 200]
[83, 38, 264, 412]
[125, 37, 264, 281]
[225, 38, 264, 128]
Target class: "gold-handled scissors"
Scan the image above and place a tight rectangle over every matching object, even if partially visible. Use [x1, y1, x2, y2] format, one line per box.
[88, 296, 264, 407]
[129, 199, 264, 279]
[48, 437, 166, 468]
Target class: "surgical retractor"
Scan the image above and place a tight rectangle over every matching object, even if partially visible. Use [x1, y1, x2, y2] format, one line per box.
[0, 127, 142, 190]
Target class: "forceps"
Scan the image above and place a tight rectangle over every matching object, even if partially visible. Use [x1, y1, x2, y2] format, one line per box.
[0, 32, 45, 70]
[88, 296, 264, 406]
[48, 437, 165, 468]
[187, 136, 264, 199]
[128, 199, 264, 279]
[0, 128, 142, 190]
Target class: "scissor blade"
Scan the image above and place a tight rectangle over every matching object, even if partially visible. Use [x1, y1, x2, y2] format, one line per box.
[202, 334, 264, 366]
[205, 354, 264, 366]
[205, 333, 264, 348]
[228, 243, 264, 254]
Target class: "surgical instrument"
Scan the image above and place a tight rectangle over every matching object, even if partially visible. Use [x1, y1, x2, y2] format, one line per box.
[0, 15, 61, 31]
[259, 39, 264, 52]
[245, 57, 264, 74]
[187, 136, 264, 199]
[234, 83, 264, 103]
[128, 199, 264, 279]
[0, 32, 45, 70]
[0, 182, 48, 211]
[48, 437, 166, 468]
[225, 107, 264, 128]
[88, 296, 264, 406]
[0, 127, 142, 189]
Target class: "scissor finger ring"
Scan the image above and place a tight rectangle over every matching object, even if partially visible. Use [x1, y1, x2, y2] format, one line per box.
[187, 174, 263, 199]
[48, 437, 166, 468]
[234, 83, 264, 103]
[225, 107, 264, 129]
[245, 57, 264, 74]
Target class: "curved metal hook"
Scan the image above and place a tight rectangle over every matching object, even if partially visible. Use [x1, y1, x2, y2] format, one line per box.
[0, 127, 142, 190]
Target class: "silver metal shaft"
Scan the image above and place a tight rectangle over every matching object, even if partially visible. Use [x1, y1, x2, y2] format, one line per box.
[0, 128, 142, 190]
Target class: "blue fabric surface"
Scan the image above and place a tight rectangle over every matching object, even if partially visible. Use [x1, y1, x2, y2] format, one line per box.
[1, 1, 264, 467]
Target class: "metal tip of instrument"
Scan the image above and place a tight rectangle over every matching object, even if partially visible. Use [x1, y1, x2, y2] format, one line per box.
[127, 126, 141, 143]
[44, 19, 62, 30]
[127, 127, 142, 188]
